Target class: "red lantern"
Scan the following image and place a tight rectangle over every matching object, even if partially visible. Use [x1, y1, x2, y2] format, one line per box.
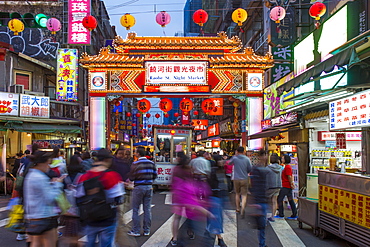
[201, 99, 215, 113]
[309, 2, 326, 20]
[159, 98, 173, 112]
[191, 121, 195, 125]
[197, 120, 201, 125]
[132, 123, 136, 127]
[140, 124, 143, 128]
[82, 15, 98, 31]
[126, 112, 131, 117]
[115, 101, 121, 107]
[146, 113, 151, 118]
[164, 113, 169, 118]
[174, 112, 179, 118]
[148, 124, 152, 128]
[193, 110, 199, 116]
[136, 113, 141, 118]
[155, 113, 160, 119]
[137, 99, 151, 113]
[193, 9, 208, 27]
[179, 98, 193, 112]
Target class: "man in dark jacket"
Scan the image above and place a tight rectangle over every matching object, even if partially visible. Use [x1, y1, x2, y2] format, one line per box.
[128, 146, 157, 237]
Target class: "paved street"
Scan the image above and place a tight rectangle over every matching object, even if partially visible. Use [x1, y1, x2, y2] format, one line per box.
[0, 189, 355, 247]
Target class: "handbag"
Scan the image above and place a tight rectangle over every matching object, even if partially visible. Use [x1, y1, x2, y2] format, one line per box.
[55, 192, 72, 215]
[26, 217, 58, 235]
[5, 204, 25, 233]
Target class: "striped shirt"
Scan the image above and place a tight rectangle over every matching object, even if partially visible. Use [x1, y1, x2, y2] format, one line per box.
[129, 157, 157, 186]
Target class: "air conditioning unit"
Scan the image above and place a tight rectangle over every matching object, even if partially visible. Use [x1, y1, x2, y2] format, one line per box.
[44, 86, 56, 100]
[9, 84, 24, 94]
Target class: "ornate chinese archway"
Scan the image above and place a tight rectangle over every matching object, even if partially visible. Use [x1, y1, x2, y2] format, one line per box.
[80, 32, 274, 149]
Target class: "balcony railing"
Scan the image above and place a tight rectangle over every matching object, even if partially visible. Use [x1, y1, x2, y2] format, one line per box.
[50, 100, 83, 121]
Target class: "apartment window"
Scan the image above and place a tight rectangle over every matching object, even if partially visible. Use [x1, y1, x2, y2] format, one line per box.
[14, 70, 32, 90]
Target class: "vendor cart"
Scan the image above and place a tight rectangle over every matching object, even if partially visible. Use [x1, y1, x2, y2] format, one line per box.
[297, 197, 319, 236]
[152, 125, 193, 187]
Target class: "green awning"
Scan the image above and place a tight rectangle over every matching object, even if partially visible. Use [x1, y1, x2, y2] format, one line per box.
[277, 46, 360, 95]
[3, 122, 82, 134]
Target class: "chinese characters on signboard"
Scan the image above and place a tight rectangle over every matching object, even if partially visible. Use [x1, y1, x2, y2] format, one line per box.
[270, 7, 296, 47]
[209, 98, 223, 115]
[208, 123, 219, 137]
[146, 62, 207, 84]
[68, 0, 91, 45]
[57, 49, 78, 101]
[90, 71, 106, 90]
[318, 131, 362, 141]
[329, 89, 370, 130]
[0, 92, 19, 116]
[271, 46, 293, 83]
[32, 139, 64, 148]
[191, 119, 208, 130]
[155, 164, 173, 184]
[20, 94, 50, 118]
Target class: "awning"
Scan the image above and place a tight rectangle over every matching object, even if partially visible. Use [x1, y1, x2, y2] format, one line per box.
[248, 129, 279, 140]
[277, 46, 360, 95]
[2, 122, 82, 134]
[133, 141, 153, 146]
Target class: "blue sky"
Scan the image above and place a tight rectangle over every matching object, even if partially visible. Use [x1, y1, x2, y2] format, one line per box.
[103, 0, 186, 37]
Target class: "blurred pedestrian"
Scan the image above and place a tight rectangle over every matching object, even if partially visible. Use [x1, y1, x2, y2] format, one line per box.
[50, 147, 67, 177]
[276, 154, 297, 220]
[23, 151, 65, 247]
[190, 150, 211, 181]
[11, 152, 23, 178]
[81, 152, 94, 172]
[266, 153, 282, 222]
[223, 158, 233, 193]
[249, 149, 268, 247]
[128, 146, 157, 237]
[229, 146, 252, 218]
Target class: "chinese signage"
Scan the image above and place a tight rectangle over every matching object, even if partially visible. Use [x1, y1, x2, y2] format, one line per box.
[261, 119, 272, 130]
[219, 119, 233, 135]
[208, 123, 219, 137]
[271, 46, 293, 83]
[157, 129, 190, 135]
[0, 92, 19, 116]
[146, 62, 207, 84]
[155, 164, 173, 185]
[270, 112, 298, 127]
[271, 63, 293, 83]
[270, 6, 296, 47]
[209, 98, 223, 115]
[247, 73, 263, 91]
[132, 108, 138, 136]
[68, 0, 91, 45]
[57, 49, 78, 101]
[212, 140, 220, 148]
[192, 119, 208, 130]
[90, 71, 107, 90]
[33, 139, 64, 149]
[123, 133, 130, 142]
[329, 89, 370, 130]
[20, 94, 49, 118]
[318, 131, 362, 141]
[119, 120, 133, 131]
[280, 145, 297, 152]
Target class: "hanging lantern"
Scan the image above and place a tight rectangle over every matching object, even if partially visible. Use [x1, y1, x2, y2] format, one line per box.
[193, 9, 208, 27]
[146, 113, 151, 118]
[156, 11, 171, 27]
[46, 17, 61, 34]
[159, 98, 173, 112]
[155, 113, 160, 119]
[132, 123, 136, 127]
[136, 113, 141, 118]
[309, 2, 326, 20]
[148, 124, 152, 128]
[140, 124, 143, 128]
[115, 101, 121, 107]
[8, 19, 24, 36]
[270, 6, 286, 24]
[120, 13, 136, 30]
[232, 8, 248, 27]
[193, 110, 199, 116]
[137, 99, 151, 113]
[126, 112, 131, 117]
[82, 15, 97, 31]
[179, 98, 193, 112]
[174, 112, 179, 118]
[164, 113, 169, 118]
[201, 99, 215, 113]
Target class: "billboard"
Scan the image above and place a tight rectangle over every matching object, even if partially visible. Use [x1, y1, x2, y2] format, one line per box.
[57, 49, 78, 101]
[0, 92, 19, 116]
[68, 0, 91, 45]
[20, 94, 50, 118]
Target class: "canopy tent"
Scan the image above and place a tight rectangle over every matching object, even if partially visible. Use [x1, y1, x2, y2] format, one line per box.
[133, 141, 154, 146]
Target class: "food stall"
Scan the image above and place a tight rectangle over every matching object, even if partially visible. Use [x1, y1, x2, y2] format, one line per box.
[152, 125, 193, 187]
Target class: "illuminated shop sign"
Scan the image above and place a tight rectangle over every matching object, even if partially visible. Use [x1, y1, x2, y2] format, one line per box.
[208, 123, 219, 137]
[157, 129, 190, 135]
[212, 140, 220, 148]
[57, 49, 78, 101]
[270, 112, 298, 128]
[68, 0, 91, 45]
[219, 119, 233, 135]
[247, 73, 263, 91]
[329, 89, 370, 130]
[89, 71, 107, 90]
[0, 92, 19, 116]
[20, 94, 50, 118]
[146, 62, 207, 84]
[318, 131, 362, 141]
[261, 119, 272, 130]
[191, 119, 208, 130]
[33, 139, 64, 148]
[123, 133, 130, 142]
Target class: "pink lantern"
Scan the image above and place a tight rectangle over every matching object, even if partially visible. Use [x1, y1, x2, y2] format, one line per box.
[46, 18, 61, 34]
[270, 6, 286, 23]
[156, 11, 171, 27]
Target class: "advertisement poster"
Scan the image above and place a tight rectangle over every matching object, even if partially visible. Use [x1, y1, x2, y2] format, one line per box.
[155, 164, 173, 185]
[20, 94, 50, 118]
[90, 71, 107, 90]
[0, 92, 19, 116]
[57, 49, 78, 101]
[68, 0, 91, 45]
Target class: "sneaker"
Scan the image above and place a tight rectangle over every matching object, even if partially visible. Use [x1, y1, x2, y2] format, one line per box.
[16, 234, 27, 241]
[58, 231, 63, 238]
[170, 238, 178, 246]
[143, 231, 150, 236]
[287, 216, 298, 220]
[127, 231, 140, 237]
[274, 215, 284, 219]
[267, 217, 275, 222]
[187, 230, 195, 240]
[218, 238, 228, 247]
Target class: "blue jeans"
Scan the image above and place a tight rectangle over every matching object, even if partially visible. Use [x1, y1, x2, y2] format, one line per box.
[86, 222, 116, 247]
[277, 187, 297, 217]
[132, 185, 153, 233]
[256, 203, 267, 247]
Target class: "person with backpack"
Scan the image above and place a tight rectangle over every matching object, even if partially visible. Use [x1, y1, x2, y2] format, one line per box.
[128, 146, 157, 237]
[76, 148, 124, 247]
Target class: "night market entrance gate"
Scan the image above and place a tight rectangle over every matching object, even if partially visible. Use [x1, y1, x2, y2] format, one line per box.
[80, 32, 274, 150]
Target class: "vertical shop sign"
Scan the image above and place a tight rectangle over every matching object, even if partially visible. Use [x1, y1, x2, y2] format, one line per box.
[20, 94, 49, 118]
[181, 112, 190, 125]
[336, 133, 347, 149]
[270, 7, 296, 47]
[209, 98, 223, 115]
[0, 92, 19, 116]
[56, 49, 78, 101]
[271, 46, 293, 83]
[68, 0, 91, 45]
[132, 108, 138, 136]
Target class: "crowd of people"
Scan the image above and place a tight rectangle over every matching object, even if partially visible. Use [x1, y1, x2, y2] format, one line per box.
[7, 144, 297, 247]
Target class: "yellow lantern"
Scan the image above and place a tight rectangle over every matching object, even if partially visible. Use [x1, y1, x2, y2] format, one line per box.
[120, 14, 135, 30]
[8, 19, 24, 35]
[232, 8, 248, 26]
